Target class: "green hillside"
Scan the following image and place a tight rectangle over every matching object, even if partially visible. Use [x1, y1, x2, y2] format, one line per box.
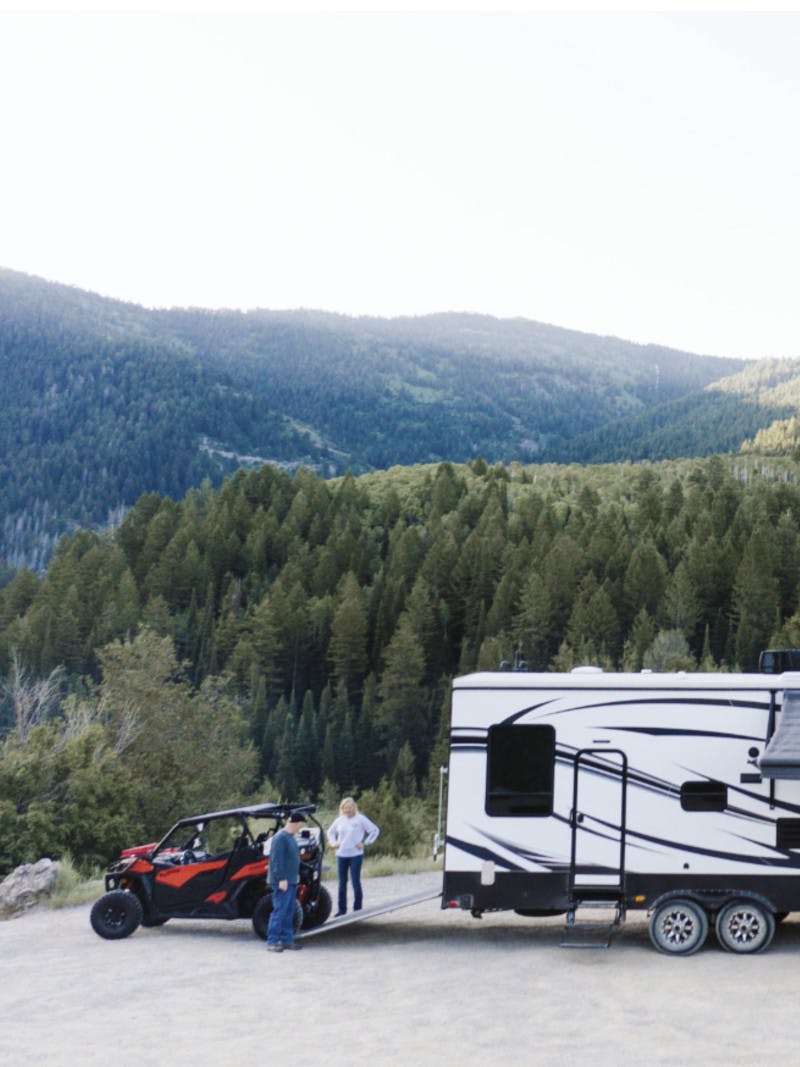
[0, 267, 764, 569]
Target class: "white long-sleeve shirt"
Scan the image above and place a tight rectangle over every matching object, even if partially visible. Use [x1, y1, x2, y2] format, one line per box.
[327, 813, 380, 858]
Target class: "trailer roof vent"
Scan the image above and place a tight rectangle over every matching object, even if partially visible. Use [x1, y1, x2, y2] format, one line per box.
[760, 690, 800, 780]
[570, 665, 603, 674]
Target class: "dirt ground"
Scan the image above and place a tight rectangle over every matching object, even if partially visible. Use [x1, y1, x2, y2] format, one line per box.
[2, 870, 799, 1066]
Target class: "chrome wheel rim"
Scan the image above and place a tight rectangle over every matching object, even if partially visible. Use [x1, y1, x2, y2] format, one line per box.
[725, 908, 763, 946]
[660, 907, 698, 946]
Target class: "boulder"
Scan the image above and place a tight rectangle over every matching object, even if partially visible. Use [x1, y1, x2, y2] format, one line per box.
[0, 858, 59, 919]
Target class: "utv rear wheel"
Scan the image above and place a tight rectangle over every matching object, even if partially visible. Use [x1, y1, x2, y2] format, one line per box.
[301, 885, 333, 930]
[649, 898, 708, 955]
[90, 890, 143, 940]
[716, 900, 775, 954]
[252, 894, 304, 940]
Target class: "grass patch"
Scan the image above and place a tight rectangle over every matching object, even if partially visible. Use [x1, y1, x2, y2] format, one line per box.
[48, 856, 104, 909]
[362, 853, 442, 878]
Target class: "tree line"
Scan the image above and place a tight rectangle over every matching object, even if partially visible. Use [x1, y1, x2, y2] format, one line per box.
[2, 452, 800, 872]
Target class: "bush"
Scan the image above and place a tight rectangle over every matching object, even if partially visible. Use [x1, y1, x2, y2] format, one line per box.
[355, 779, 430, 858]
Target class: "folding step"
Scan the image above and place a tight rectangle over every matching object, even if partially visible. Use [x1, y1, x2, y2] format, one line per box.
[561, 899, 625, 949]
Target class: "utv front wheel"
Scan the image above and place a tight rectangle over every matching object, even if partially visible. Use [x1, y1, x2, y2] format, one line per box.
[252, 894, 304, 940]
[90, 890, 143, 940]
[302, 885, 333, 930]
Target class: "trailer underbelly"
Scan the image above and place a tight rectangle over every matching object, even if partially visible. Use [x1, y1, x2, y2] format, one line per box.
[443, 869, 800, 913]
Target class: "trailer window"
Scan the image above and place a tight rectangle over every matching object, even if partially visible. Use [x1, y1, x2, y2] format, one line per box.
[486, 724, 555, 816]
[776, 819, 800, 850]
[680, 780, 727, 812]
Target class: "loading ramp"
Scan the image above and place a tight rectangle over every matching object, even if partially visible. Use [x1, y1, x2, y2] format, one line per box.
[298, 888, 442, 939]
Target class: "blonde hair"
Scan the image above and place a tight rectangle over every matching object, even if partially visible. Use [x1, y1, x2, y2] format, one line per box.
[339, 796, 358, 815]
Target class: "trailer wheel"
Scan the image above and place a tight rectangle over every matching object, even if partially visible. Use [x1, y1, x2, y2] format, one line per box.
[715, 900, 775, 954]
[648, 898, 708, 955]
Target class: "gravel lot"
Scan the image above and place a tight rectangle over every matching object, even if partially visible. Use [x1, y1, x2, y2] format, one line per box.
[2, 870, 799, 1066]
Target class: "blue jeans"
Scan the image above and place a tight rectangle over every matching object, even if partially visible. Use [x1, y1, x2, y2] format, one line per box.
[267, 885, 297, 946]
[337, 854, 363, 913]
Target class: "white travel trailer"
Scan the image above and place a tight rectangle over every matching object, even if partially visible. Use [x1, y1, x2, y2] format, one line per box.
[442, 666, 800, 954]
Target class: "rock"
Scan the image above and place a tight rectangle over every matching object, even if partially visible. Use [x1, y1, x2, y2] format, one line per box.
[0, 859, 59, 919]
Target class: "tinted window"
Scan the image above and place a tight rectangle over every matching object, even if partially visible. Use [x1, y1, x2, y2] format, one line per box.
[486, 724, 555, 817]
[776, 819, 800, 850]
[680, 780, 727, 812]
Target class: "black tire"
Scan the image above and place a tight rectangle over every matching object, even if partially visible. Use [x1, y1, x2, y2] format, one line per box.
[90, 890, 143, 940]
[252, 893, 304, 941]
[302, 885, 333, 930]
[648, 898, 708, 956]
[716, 899, 775, 954]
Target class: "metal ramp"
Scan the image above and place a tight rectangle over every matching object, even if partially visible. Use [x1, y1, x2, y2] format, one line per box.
[562, 747, 628, 949]
[298, 889, 442, 939]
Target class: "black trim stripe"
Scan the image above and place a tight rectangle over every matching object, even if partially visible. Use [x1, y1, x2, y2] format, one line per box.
[507, 695, 772, 723]
[604, 726, 763, 741]
[445, 835, 526, 872]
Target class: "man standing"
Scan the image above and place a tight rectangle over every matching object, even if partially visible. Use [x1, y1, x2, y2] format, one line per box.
[266, 811, 306, 952]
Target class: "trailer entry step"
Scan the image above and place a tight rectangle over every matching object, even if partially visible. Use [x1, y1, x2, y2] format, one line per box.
[562, 899, 625, 949]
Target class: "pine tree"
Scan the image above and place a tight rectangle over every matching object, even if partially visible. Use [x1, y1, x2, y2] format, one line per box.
[378, 611, 427, 768]
[733, 529, 780, 669]
[328, 572, 368, 702]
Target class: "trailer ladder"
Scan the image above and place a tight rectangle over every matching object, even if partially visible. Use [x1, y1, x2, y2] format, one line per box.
[562, 747, 628, 949]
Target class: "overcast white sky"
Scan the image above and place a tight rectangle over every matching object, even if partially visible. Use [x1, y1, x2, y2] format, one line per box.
[2, 7, 800, 360]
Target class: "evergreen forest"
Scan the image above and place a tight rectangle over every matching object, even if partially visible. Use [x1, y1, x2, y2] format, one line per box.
[3, 451, 800, 874]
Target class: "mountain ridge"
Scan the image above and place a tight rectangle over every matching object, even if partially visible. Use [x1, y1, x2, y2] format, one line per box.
[2, 266, 796, 571]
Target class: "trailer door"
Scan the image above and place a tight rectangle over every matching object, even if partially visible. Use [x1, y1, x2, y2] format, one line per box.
[570, 749, 628, 894]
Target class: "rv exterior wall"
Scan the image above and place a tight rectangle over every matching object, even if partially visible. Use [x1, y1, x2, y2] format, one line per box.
[444, 670, 800, 917]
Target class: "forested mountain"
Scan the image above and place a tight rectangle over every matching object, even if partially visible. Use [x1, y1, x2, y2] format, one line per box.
[1, 267, 778, 570]
[556, 358, 800, 463]
[4, 451, 800, 872]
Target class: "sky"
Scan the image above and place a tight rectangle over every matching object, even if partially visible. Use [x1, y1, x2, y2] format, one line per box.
[2, 7, 800, 361]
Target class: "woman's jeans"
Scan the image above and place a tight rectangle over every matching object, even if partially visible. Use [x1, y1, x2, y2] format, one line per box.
[337, 854, 363, 913]
[267, 884, 297, 945]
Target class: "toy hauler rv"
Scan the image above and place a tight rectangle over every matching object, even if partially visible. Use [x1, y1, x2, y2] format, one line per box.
[442, 666, 800, 954]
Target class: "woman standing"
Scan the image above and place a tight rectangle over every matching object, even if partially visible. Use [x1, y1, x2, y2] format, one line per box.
[327, 797, 380, 916]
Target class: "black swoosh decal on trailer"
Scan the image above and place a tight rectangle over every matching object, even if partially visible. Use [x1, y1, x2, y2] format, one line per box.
[567, 809, 800, 868]
[500, 695, 771, 726]
[621, 825, 800, 869]
[501, 699, 560, 725]
[556, 742, 800, 820]
[445, 836, 526, 871]
[476, 827, 571, 871]
[602, 726, 763, 741]
[555, 744, 680, 802]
